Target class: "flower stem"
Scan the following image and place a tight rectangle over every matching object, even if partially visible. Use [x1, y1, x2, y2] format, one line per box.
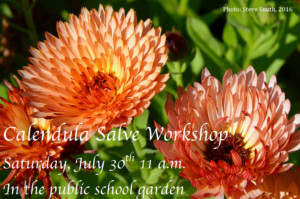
[174, 61, 184, 87]
[21, 0, 38, 46]
[127, 124, 143, 158]
[165, 84, 178, 98]
[127, 123, 149, 180]
[6, 21, 31, 34]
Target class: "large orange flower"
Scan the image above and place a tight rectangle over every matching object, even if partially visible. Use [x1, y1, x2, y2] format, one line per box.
[19, 4, 168, 133]
[154, 66, 300, 199]
[0, 79, 92, 199]
[257, 167, 300, 199]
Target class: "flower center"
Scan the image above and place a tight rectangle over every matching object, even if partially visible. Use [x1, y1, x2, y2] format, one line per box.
[88, 72, 118, 103]
[28, 127, 42, 147]
[205, 133, 251, 166]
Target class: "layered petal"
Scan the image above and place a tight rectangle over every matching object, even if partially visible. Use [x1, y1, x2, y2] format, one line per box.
[0, 78, 91, 199]
[257, 166, 300, 199]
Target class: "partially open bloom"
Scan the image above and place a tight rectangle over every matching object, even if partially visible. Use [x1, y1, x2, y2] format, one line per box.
[19, 4, 169, 133]
[257, 166, 300, 198]
[154, 66, 300, 199]
[0, 79, 92, 199]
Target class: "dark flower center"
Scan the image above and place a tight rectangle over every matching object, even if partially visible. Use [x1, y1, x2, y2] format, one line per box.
[81, 71, 118, 104]
[205, 133, 251, 166]
[28, 127, 43, 147]
[61, 139, 86, 158]
[90, 73, 117, 91]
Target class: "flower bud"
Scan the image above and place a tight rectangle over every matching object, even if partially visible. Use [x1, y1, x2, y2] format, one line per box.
[165, 29, 189, 61]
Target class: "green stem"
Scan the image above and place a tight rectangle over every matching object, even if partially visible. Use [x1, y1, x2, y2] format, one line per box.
[127, 123, 149, 181]
[174, 61, 183, 87]
[165, 84, 178, 98]
[128, 124, 143, 158]
[21, 0, 38, 46]
[6, 21, 31, 34]
[30, 0, 37, 10]
[178, 0, 189, 16]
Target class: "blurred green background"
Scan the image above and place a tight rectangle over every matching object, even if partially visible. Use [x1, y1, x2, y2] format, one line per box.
[1, 0, 300, 198]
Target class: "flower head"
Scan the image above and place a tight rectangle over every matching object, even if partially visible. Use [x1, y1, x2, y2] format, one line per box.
[0, 78, 91, 199]
[257, 167, 300, 199]
[154, 66, 300, 199]
[19, 4, 169, 133]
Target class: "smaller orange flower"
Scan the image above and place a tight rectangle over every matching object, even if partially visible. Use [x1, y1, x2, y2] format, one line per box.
[257, 167, 300, 199]
[0, 78, 93, 199]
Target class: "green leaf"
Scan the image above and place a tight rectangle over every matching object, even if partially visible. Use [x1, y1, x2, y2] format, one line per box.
[151, 91, 169, 127]
[225, 47, 235, 64]
[180, 62, 188, 73]
[174, 179, 197, 199]
[227, 0, 248, 25]
[201, 7, 224, 26]
[250, 0, 265, 8]
[145, 168, 164, 185]
[100, 128, 127, 148]
[157, 0, 178, 15]
[109, 172, 129, 186]
[138, 131, 147, 149]
[253, 11, 300, 79]
[166, 62, 176, 73]
[249, 30, 278, 59]
[124, 156, 140, 172]
[133, 109, 149, 130]
[9, 74, 18, 88]
[190, 47, 204, 77]
[227, 16, 252, 44]
[133, 110, 149, 148]
[164, 84, 178, 98]
[226, 0, 252, 44]
[122, 140, 140, 172]
[0, 3, 13, 18]
[223, 23, 237, 47]
[140, 149, 158, 156]
[88, 135, 99, 149]
[187, 17, 233, 72]
[187, 17, 223, 57]
[0, 84, 9, 105]
[61, 9, 70, 22]
[266, 59, 285, 80]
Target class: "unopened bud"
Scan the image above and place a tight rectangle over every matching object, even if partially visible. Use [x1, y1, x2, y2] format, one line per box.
[165, 29, 189, 61]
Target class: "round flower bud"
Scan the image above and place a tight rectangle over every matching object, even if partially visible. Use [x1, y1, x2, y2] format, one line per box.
[165, 29, 189, 61]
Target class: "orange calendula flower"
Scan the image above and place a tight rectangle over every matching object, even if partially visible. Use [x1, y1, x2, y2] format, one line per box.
[0, 78, 93, 199]
[257, 166, 300, 199]
[154, 66, 300, 199]
[19, 4, 169, 133]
